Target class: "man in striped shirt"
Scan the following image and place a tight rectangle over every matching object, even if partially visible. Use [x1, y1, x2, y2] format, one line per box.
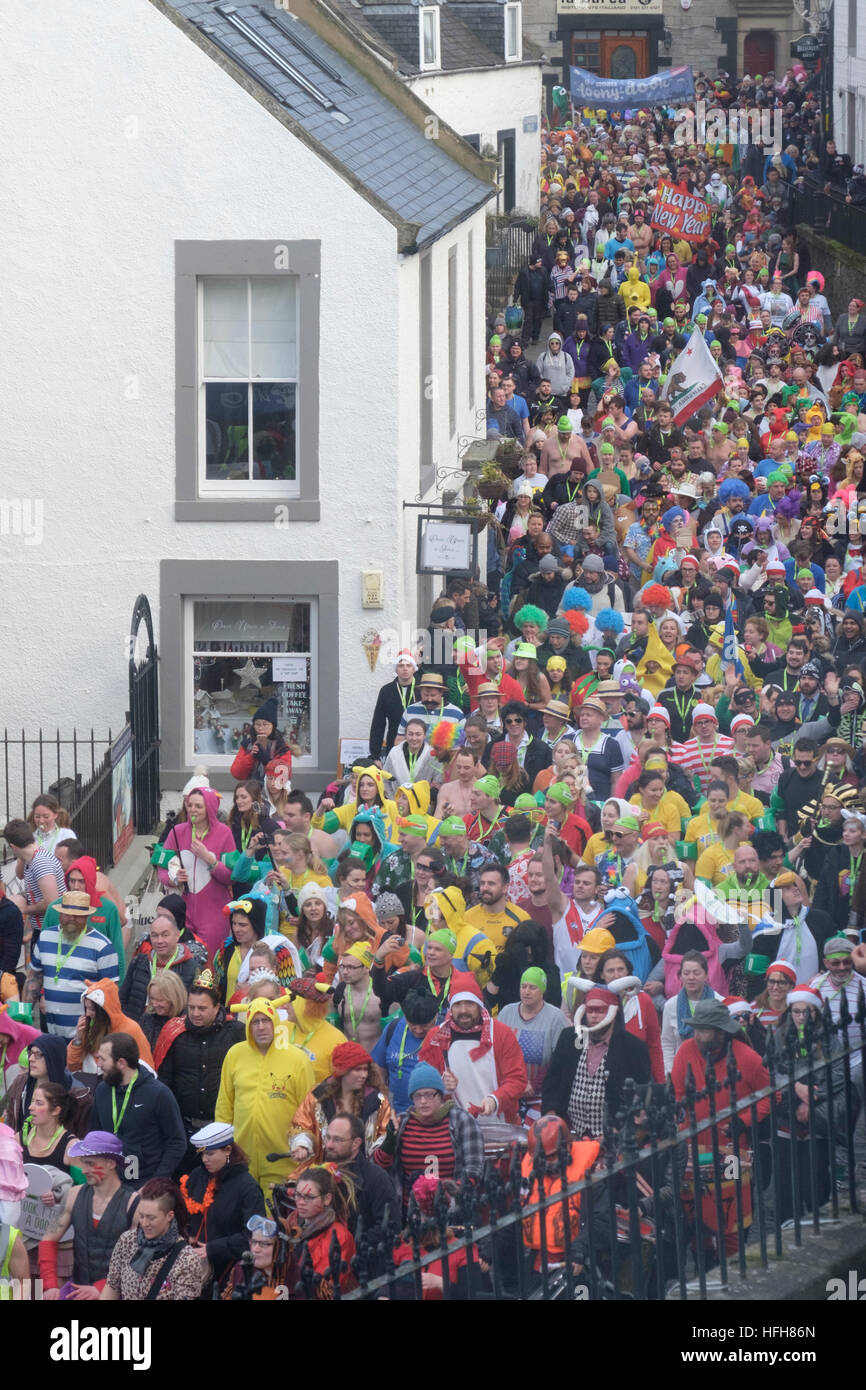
[25, 891, 118, 1039]
[671, 703, 733, 795]
[3, 818, 65, 945]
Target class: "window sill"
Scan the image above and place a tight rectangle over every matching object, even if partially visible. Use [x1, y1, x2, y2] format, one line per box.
[175, 499, 321, 522]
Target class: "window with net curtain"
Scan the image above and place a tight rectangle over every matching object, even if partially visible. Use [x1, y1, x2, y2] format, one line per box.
[191, 599, 314, 760]
[201, 276, 298, 487]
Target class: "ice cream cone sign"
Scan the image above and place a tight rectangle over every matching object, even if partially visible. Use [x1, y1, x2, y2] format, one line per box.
[361, 628, 382, 672]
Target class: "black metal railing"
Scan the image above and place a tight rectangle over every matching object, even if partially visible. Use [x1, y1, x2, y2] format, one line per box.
[486, 215, 538, 319]
[1, 729, 115, 868]
[284, 991, 866, 1303]
[793, 181, 866, 258]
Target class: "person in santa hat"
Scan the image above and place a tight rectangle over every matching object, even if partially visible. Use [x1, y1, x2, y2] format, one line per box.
[418, 986, 527, 1124]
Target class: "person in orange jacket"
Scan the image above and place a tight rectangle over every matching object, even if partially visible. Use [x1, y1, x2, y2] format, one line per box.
[66, 978, 154, 1073]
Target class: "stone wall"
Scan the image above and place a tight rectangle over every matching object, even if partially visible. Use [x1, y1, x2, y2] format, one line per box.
[796, 226, 866, 318]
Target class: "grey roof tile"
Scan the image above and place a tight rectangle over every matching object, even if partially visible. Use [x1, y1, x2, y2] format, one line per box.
[162, 0, 491, 242]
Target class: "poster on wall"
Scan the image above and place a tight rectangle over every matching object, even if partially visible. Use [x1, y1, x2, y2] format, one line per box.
[111, 725, 135, 865]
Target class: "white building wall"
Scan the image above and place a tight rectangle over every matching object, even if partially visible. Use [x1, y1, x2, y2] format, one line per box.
[408, 64, 542, 214]
[833, 0, 866, 168]
[396, 204, 490, 645]
[1, 0, 405, 757]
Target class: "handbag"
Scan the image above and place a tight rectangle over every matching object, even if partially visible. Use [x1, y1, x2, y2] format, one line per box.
[145, 1241, 187, 1301]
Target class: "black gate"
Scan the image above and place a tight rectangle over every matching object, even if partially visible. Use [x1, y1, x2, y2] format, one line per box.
[129, 594, 160, 835]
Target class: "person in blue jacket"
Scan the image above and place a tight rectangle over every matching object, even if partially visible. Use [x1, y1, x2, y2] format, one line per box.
[370, 989, 440, 1115]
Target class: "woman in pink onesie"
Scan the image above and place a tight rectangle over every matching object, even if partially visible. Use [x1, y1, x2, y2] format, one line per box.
[157, 787, 234, 958]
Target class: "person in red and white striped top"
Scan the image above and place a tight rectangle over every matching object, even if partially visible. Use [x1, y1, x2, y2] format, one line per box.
[670, 704, 733, 795]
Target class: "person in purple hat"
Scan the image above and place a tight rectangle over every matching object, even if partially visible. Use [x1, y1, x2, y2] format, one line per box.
[38, 1130, 136, 1300]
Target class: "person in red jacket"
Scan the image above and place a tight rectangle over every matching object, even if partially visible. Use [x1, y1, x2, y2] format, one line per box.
[229, 697, 296, 785]
[419, 989, 527, 1123]
[671, 998, 772, 1257]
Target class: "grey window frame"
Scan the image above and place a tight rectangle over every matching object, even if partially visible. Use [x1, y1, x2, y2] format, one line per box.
[175, 240, 321, 522]
[159, 559, 339, 792]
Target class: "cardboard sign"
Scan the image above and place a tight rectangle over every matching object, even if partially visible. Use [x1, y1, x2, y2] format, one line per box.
[338, 738, 371, 777]
[650, 180, 711, 245]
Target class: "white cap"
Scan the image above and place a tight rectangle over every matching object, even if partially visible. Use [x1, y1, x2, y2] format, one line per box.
[730, 713, 755, 732]
[692, 703, 718, 722]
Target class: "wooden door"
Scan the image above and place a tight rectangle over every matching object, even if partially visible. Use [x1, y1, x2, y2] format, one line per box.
[743, 30, 776, 77]
[601, 35, 648, 79]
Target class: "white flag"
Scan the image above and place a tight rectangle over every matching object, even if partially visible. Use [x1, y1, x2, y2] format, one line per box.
[661, 327, 723, 425]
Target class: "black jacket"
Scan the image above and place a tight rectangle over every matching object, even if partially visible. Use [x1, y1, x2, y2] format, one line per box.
[369, 677, 418, 760]
[184, 1161, 265, 1281]
[343, 1153, 399, 1236]
[157, 1008, 245, 1129]
[490, 733, 552, 784]
[0, 896, 24, 976]
[92, 1068, 187, 1181]
[514, 264, 549, 305]
[541, 1024, 651, 1127]
[119, 946, 200, 1024]
[508, 354, 542, 403]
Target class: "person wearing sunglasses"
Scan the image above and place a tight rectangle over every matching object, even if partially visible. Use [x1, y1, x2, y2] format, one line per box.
[491, 701, 552, 785]
[810, 935, 866, 1060]
[770, 736, 823, 841]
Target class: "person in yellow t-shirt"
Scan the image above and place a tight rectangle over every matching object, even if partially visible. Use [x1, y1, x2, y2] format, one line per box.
[462, 863, 530, 955]
[581, 798, 627, 865]
[629, 769, 690, 837]
[694, 811, 752, 884]
[705, 754, 765, 824]
[684, 782, 730, 852]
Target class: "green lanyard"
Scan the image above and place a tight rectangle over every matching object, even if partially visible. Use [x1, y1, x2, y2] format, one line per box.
[849, 852, 862, 896]
[426, 968, 452, 1006]
[448, 849, 470, 879]
[241, 820, 254, 853]
[398, 679, 415, 712]
[22, 1120, 64, 1152]
[54, 929, 86, 983]
[111, 1072, 138, 1134]
[407, 749, 418, 780]
[289, 1023, 315, 1051]
[396, 1021, 413, 1079]
[150, 946, 181, 979]
[346, 977, 373, 1037]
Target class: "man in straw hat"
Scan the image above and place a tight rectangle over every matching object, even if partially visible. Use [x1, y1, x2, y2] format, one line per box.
[26, 892, 119, 1039]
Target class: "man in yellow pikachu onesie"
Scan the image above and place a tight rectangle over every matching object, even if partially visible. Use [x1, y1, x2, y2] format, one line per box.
[215, 994, 315, 1197]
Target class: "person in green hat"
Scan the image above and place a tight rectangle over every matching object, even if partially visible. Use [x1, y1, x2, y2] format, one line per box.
[539, 401, 592, 478]
[498, 967, 569, 1107]
[466, 775, 506, 844]
[596, 815, 641, 888]
[543, 782, 593, 857]
[372, 813, 432, 900]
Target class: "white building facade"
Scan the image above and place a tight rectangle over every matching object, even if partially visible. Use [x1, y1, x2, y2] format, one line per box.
[1, 0, 492, 797]
[832, 0, 866, 168]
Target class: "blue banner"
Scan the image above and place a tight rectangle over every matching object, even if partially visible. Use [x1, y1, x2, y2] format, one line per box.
[569, 66, 694, 109]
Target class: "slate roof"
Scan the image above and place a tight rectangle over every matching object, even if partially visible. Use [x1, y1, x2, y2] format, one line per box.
[156, 0, 494, 247]
[329, 0, 544, 76]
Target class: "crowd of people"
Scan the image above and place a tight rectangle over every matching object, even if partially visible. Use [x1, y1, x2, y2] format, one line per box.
[2, 64, 866, 1303]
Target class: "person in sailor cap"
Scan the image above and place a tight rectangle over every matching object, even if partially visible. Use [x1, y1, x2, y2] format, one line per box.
[180, 1121, 265, 1290]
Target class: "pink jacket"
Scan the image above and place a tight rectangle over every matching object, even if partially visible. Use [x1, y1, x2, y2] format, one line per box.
[157, 788, 234, 958]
